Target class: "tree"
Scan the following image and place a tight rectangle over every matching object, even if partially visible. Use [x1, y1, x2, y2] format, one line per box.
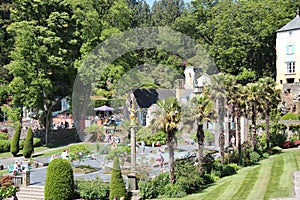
[257, 77, 280, 149]
[7, 0, 80, 143]
[45, 158, 74, 200]
[10, 123, 20, 157]
[109, 156, 126, 200]
[190, 92, 213, 174]
[23, 127, 34, 158]
[151, 96, 181, 183]
[151, 0, 185, 27]
[209, 73, 226, 165]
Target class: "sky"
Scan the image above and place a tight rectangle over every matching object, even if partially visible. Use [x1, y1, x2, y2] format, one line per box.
[145, 0, 191, 7]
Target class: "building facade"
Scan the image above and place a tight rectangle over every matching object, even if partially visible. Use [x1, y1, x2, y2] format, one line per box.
[276, 10, 300, 89]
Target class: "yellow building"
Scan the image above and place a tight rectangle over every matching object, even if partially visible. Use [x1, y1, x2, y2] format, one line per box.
[276, 9, 300, 90]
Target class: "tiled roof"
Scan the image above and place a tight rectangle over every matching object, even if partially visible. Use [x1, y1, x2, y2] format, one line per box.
[277, 15, 300, 32]
[132, 89, 176, 108]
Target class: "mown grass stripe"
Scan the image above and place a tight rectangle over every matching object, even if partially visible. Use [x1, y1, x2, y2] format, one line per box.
[246, 156, 274, 200]
[232, 164, 261, 200]
[264, 153, 285, 200]
[185, 179, 232, 200]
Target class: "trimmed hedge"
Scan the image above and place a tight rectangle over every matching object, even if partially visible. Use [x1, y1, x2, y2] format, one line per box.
[281, 113, 299, 120]
[45, 158, 74, 200]
[23, 127, 34, 158]
[33, 138, 42, 147]
[10, 124, 21, 157]
[109, 157, 126, 200]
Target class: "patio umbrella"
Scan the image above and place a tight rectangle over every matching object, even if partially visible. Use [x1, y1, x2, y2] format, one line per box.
[94, 105, 115, 111]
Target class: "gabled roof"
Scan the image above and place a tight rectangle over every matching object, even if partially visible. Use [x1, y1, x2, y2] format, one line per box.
[132, 89, 176, 108]
[277, 14, 300, 32]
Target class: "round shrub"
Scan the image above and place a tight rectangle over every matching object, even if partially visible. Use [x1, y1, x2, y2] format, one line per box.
[33, 138, 42, 147]
[45, 158, 74, 200]
[163, 183, 186, 198]
[0, 132, 9, 140]
[109, 157, 126, 200]
[221, 164, 239, 177]
[281, 113, 298, 120]
[10, 124, 21, 157]
[23, 127, 34, 158]
[249, 151, 261, 164]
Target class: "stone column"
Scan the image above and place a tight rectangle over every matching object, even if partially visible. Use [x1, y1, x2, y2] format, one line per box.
[22, 171, 30, 186]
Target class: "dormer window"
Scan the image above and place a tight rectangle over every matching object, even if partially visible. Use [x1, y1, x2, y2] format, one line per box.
[286, 45, 295, 55]
[286, 61, 295, 74]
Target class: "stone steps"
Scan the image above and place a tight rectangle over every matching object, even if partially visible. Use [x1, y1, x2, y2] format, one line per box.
[7, 185, 45, 200]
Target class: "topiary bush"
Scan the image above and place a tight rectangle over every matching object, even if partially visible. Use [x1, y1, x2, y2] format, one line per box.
[45, 158, 74, 200]
[23, 127, 34, 158]
[10, 123, 21, 157]
[109, 156, 126, 200]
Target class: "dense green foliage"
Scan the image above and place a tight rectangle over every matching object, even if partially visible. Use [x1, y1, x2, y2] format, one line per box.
[0, 140, 10, 152]
[109, 156, 126, 200]
[0, 175, 18, 199]
[10, 123, 20, 156]
[75, 178, 109, 200]
[45, 158, 74, 200]
[23, 127, 34, 158]
[0, 132, 9, 140]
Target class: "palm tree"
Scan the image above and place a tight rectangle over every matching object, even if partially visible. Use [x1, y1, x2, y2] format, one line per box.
[209, 74, 226, 165]
[224, 74, 245, 162]
[257, 77, 280, 149]
[190, 93, 213, 174]
[151, 97, 181, 183]
[245, 82, 262, 151]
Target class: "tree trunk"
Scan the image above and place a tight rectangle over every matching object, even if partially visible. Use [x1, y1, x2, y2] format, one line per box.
[265, 108, 270, 149]
[236, 108, 242, 163]
[45, 108, 52, 146]
[218, 97, 225, 166]
[251, 104, 257, 151]
[167, 130, 175, 183]
[196, 123, 204, 175]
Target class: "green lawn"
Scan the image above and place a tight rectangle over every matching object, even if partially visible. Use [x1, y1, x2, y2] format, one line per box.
[164, 149, 300, 200]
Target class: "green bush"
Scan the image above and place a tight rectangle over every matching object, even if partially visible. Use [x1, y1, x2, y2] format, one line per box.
[10, 123, 21, 157]
[23, 127, 34, 158]
[221, 164, 239, 177]
[0, 140, 11, 152]
[281, 113, 299, 120]
[202, 173, 216, 185]
[0, 175, 18, 199]
[33, 138, 42, 147]
[249, 151, 261, 164]
[75, 178, 109, 200]
[138, 172, 169, 199]
[45, 158, 74, 200]
[0, 132, 9, 140]
[174, 157, 203, 194]
[109, 157, 126, 200]
[271, 146, 282, 154]
[163, 183, 186, 198]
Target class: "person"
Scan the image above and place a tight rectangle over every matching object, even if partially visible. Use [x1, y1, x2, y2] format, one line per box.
[14, 161, 24, 174]
[49, 154, 57, 162]
[230, 136, 236, 149]
[141, 139, 145, 154]
[61, 149, 69, 160]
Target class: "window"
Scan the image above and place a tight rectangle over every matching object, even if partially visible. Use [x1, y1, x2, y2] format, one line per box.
[286, 61, 295, 74]
[286, 78, 294, 84]
[289, 31, 293, 37]
[142, 110, 147, 126]
[286, 45, 295, 55]
[280, 80, 283, 84]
